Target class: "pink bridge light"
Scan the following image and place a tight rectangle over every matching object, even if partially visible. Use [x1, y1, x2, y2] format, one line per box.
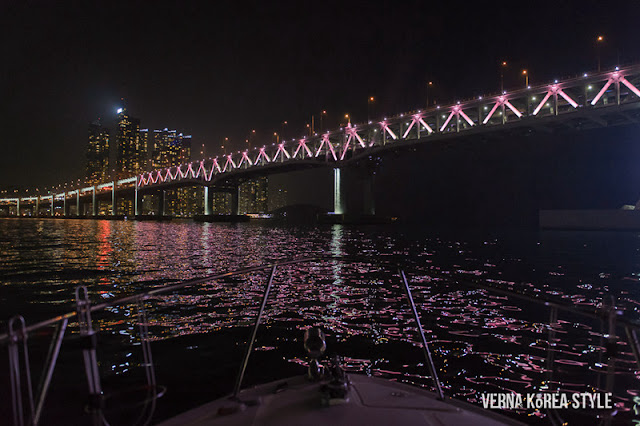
[381, 122, 398, 140]
[255, 148, 271, 165]
[458, 110, 475, 126]
[294, 139, 313, 158]
[239, 151, 253, 167]
[418, 117, 434, 134]
[315, 134, 337, 161]
[440, 111, 455, 131]
[340, 128, 366, 160]
[483, 97, 522, 124]
[533, 84, 578, 110]
[592, 73, 640, 105]
[195, 161, 206, 179]
[223, 154, 237, 172]
[274, 143, 291, 161]
[212, 158, 222, 174]
[533, 85, 577, 114]
[621, 77, 640, 98]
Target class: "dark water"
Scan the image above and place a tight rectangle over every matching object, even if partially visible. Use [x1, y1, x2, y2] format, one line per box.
[1, 218, 640, 425]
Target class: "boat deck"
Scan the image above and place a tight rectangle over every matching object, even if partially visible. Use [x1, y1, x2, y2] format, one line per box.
[158, 374, 523, 426]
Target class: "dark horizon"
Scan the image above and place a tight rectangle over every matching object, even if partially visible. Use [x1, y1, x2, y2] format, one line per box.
[1, 1, 639, 190]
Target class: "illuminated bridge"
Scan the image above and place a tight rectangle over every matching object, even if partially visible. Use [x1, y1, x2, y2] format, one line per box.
[3, 65, 640, 217]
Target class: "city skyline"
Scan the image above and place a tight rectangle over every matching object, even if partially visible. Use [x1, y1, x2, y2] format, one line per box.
[1, 1, 638, 191]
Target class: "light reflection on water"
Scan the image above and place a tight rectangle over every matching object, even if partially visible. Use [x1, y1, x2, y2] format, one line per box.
[1, 218, 640, 424]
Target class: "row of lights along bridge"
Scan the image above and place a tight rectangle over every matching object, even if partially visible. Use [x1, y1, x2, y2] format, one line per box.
[3, 35, 614, 198]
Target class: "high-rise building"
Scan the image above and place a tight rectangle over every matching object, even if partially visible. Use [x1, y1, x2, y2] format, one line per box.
[239, 177, 268, 214]
[151, 129, 192, 169]
[269, 188, 288, 212]
[148, 128, 195, 215]
[86, 120, 110, 185]
[139, 129, 150, 171]
[115, 108, 145, 179]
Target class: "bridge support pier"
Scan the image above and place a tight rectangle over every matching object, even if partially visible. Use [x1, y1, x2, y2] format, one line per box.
[76, 192, 80, 217]
[134, 186, 140, 216]
[92, 187, 97, 217]
[35, 197, 39, 217]
[16, 199, 20, 217]
[204, 186, 211, 215]
[333, 165, 377, 217]
[333, 168, 344, 214]
[111, 181, 116, 216]
[231, 186, 239, 216]
[159, 190, 165, 216]
[63, 193, 67, 217]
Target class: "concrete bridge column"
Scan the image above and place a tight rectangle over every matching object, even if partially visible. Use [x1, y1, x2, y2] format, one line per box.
[51, 197, 55, 216]
[333, 166, 377, 217]
[35, 197, 39, 217]
[16, 199, 20, 217]
[333, 168, 344, 215]
[159, 190, 165, 216]
[204, 186, 211, 215]
[231, 186, 239, 215]
[76, 192, 80, 216]
[63, 193, 67, 217]
[92, 187, 97, 216]
[134, 186, 140, 216]
[363, 174, 375, 216]
[111, 181, 116, 216]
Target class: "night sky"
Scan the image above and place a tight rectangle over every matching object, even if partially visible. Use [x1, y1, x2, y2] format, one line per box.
[1, 1, 639, 191]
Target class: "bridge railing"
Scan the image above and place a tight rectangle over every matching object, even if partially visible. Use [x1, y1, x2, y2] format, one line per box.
[3, 64, 640, 203]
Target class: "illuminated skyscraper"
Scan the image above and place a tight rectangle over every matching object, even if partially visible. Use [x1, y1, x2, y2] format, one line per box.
[151, 129, 191, 168]
[115, 108, 145, 179]
[239, 177, 268, 214]
[149, 128, 195, 215]
[139, 129, 150, 170]
[86, 120, 110, 185]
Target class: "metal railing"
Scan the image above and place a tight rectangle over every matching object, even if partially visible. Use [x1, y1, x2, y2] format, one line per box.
[3, 256, 640, 426]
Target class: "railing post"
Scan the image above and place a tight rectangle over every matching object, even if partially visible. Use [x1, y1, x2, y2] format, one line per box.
[75, 286, 103, 425]
[8, 316, 35, 426]
[92, 187, 97, 217]
[33, 318, 68, 425]
[399, 270, 444, 400]
[545, 306, 558, 385]
[233, 264, 278, 398]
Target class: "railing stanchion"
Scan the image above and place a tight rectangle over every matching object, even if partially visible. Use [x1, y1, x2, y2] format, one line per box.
[33, 317, 68, 426]
[233, 264, 278, 398]
[75, 286, 103, 426]
[399, 270, 444, 400]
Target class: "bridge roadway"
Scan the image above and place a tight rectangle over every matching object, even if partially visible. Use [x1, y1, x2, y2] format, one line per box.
[2, 65, 640, 217]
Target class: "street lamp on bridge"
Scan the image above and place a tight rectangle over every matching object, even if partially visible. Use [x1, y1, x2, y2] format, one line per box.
[500, 61, 508, 92]
[522, 69, 528, 87]
[368, 96, 375, 122]
[596, 35, 605, 72]
[222, 137, 228, 155]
